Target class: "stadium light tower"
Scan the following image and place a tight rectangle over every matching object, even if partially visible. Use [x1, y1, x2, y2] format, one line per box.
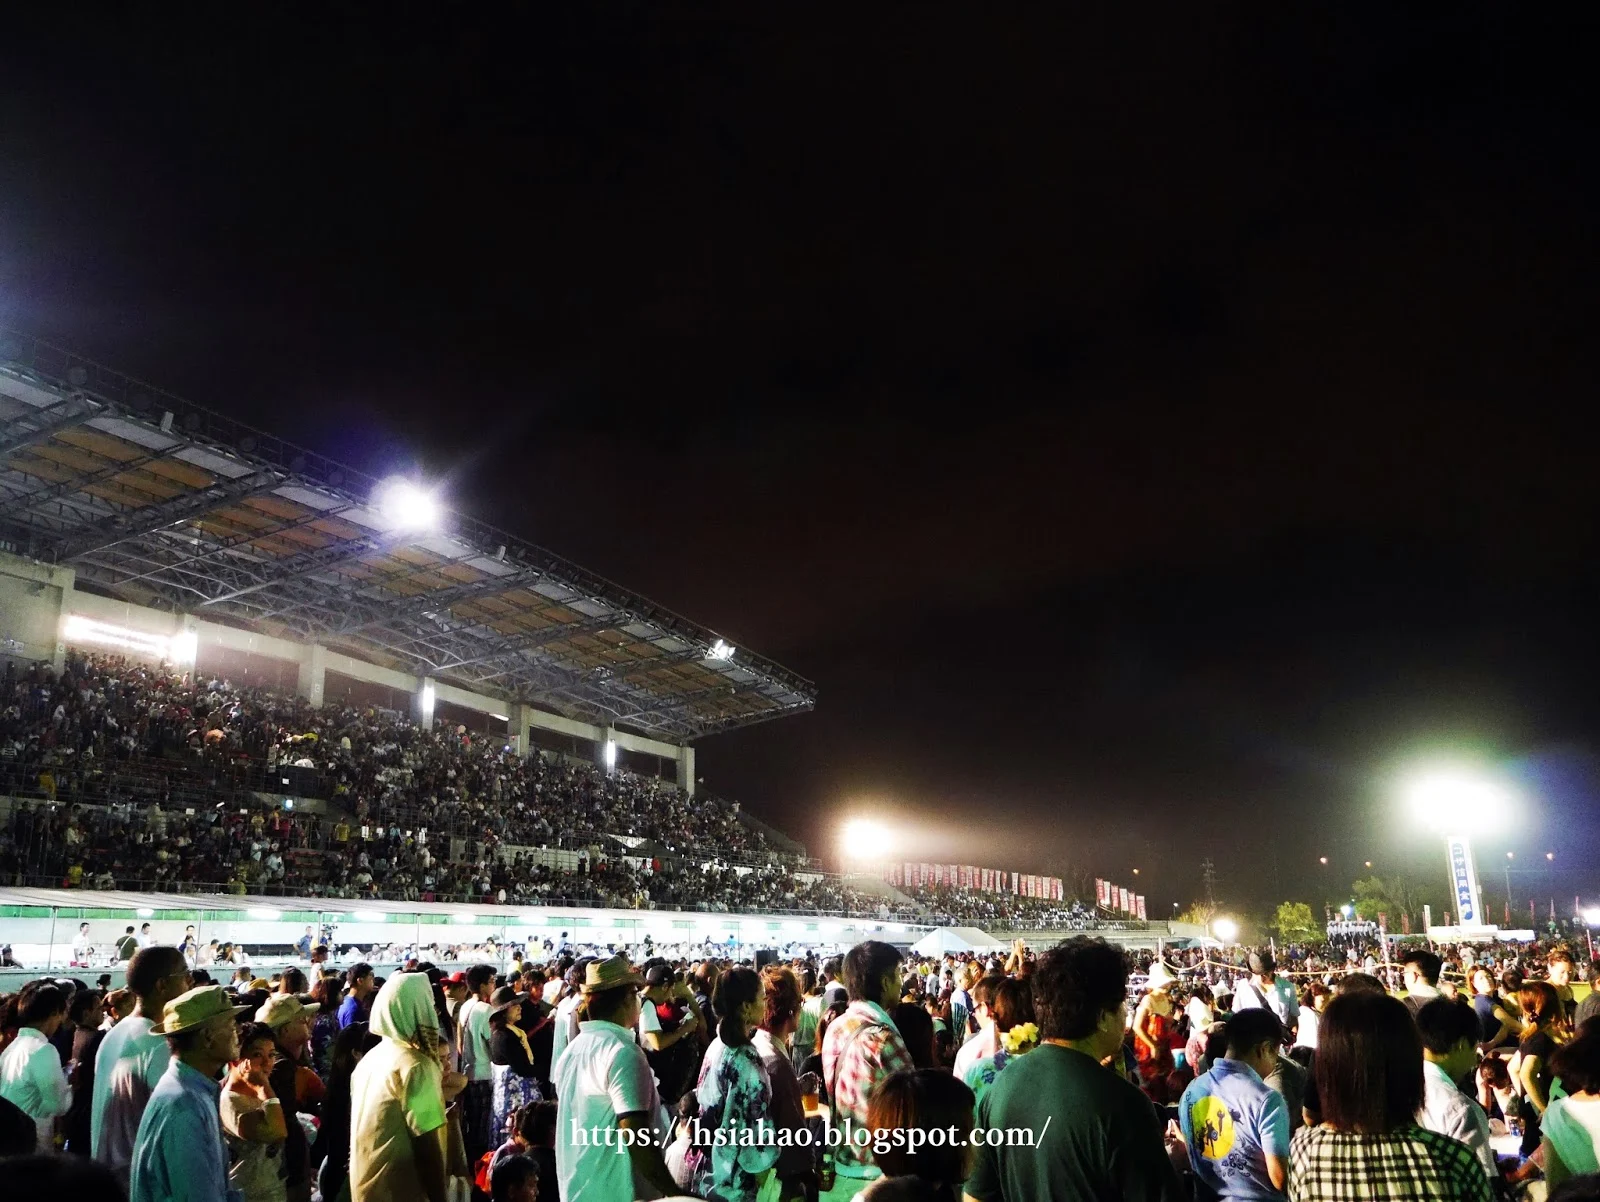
[839, 819, 893, 865]
[1403, 768, 1514, 934]
[375, 476, 442, 532]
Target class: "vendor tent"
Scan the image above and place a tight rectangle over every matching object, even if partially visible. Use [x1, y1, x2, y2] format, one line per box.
[910, 926, 1006, 956]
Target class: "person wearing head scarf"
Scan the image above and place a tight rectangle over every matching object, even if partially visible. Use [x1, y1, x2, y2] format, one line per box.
[348, 974, 457, 1202]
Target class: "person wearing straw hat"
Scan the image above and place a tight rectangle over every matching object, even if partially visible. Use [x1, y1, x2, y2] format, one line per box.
[487, 985, 540, 1149]
[1132, 960, 1180, 1100]
[127, 985, 248, 1202]
[551, 954, 677, 1202]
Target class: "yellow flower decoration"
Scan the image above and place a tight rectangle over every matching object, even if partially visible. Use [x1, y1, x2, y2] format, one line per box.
[1001, 1022, 1040, 1055]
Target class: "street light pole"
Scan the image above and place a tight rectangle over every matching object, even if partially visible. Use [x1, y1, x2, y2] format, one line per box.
[1505, 852, 1514, 920]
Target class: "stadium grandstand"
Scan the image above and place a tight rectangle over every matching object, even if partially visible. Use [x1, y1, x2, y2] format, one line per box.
[0, 330, 1176, 974]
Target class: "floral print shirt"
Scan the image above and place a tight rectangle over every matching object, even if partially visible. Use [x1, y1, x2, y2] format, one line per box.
[689, 1035, 780, 1201]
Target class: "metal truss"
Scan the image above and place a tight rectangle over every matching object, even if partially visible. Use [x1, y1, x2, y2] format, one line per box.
[0, 327, 818, 739]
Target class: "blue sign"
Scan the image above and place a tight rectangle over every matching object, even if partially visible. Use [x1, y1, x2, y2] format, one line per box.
[1447, 837, 1478, 926]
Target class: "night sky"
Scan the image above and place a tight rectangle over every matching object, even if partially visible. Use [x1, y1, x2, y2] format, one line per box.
[3, 9, 1597, 917]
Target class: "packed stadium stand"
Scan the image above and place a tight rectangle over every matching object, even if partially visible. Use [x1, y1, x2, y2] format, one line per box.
[0, 330, 1155, 939]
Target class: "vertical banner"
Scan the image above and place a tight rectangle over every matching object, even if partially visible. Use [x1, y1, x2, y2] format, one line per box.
[1095, 878, 1107, 907]
[1136, 895, 1146, 920]
[1012, 872, 1019, 894]
[1445, 835, 1483, 927]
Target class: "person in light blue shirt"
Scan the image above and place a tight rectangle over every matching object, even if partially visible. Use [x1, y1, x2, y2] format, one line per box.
[130, 985, 248, 1202]
[1180, 1007, 1291, 1200]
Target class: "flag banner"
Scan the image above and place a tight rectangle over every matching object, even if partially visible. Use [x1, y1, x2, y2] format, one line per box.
[1012, 872, 1019, 894]
[1136, 894, 1146, 920]
[1096, 878, 1108, 907]
[1118, 887, 1129, 913]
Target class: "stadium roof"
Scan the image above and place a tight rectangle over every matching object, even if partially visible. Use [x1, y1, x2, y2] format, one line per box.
[0, 329, 816, 741]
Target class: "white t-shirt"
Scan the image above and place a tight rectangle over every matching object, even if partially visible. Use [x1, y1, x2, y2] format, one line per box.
[542, 978, 563, 1006]
[550, 993, 584, 1069]
[457, 997, 493, 1083]
[552, 1019, 667, 1202]
[349, 1040, 448, 1202]
[92, 1015, 171, 1180]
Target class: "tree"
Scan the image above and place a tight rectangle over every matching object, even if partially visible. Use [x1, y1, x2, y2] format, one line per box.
[1351, 874, 1443, 929]
[1272, 901, 1321, 944]
[1176, 901, 1218, 927]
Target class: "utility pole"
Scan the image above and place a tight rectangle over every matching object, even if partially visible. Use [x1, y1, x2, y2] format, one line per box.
[1201, 859, 1217, 909]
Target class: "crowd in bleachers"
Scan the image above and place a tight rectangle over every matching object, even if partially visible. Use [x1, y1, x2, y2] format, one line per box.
[1, 653, 1137, 931]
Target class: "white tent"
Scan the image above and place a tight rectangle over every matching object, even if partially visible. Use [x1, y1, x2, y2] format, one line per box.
[910, 926, 1007, 956]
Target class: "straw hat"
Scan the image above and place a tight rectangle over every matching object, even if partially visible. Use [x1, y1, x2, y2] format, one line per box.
[257, 993, 318, 1029]
[581, 954, 644, 994]
[151, 985, 249, 1035]
[1145, 961, 1179, 990]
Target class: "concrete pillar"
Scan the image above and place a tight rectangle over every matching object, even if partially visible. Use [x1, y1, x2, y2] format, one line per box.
[508, 702, 534, 758]
[51, 564, 74, 674]
[296, 643, 327, 708]
[676, 743, 696, 797]
[413, 676, 436, 730]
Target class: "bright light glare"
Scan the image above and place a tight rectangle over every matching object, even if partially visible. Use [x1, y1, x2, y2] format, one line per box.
[707, 639, 736, 661]
[351, 910, 386, 922]
[1212, 917, 1240, 943]
[169, 630, 198, 665]
[137, 908, 155, 917]
[62, 614, 179, 661]
[375, 477, 441, 532]
[451, 913, 478, 925]
[247, 908, 280, 921]
[603, 740, 617, 768]
[1404, 770, 1514, 834]
[419, 682, 436, 719]
[1341, 904, 1354, 918]
[839, 819, 893, 861]
[1584, 908, 1600, 926]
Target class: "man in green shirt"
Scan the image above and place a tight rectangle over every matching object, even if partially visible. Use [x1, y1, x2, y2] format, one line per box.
[115, 927, 140, 962]
[965, 937, 1184, 1202]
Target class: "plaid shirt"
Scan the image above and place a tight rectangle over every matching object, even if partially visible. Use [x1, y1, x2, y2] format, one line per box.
[821, 1000, 913, 1174]
[1289, 1124, 1494, 1202]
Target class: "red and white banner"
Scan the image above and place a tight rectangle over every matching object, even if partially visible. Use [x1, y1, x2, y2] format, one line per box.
[1118, 887, 1130, 913]
[1136, 894, 1146, 920]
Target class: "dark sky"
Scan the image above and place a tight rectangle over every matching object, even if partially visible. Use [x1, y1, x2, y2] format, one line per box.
[3, 8, 1598, 917]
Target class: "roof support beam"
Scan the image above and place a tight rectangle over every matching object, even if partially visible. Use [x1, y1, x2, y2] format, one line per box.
[57, 469, 283, 559]
[197, 532, 392, 607]
[326, 564, 556, 637]
[0, 394, 103, 457]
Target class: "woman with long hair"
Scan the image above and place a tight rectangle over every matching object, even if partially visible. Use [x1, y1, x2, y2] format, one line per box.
[688, 966, 780, 1202]
[1518, 980, 1569, 1154]
[862, 1069, 977, 1202]
[961, 977, 1037, 1107]
[799, 998, 850, 1098]
[1288, 991, 1492, 1201]
[308, 975, 342, 1076]
[312, 1021, 381, 1202]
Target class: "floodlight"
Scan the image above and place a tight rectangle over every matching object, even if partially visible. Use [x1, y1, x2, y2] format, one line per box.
[1403, 770, 1513, 833]
[707, 639, 736, 661]
[839, 819, 893, 861]
[169, 630, 198, 665]
[375, 477, 441, 532]
[1584, 908, 1600, 926]
[419, 682, 436, 720]
[603, 740, 617, 768]
[1212, 917, 1239, 943]
[1341, 904, 1354, 918]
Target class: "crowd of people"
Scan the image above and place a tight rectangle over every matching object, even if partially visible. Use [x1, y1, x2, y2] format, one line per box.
[6, 930, 1600, 1200]
[1, 653, 1148, 932]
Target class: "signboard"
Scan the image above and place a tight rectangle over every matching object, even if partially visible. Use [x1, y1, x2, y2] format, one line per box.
[1446, 835, 1483, 927]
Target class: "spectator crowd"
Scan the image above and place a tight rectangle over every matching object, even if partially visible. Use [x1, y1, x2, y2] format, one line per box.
[8, 930, 1600, 1201]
